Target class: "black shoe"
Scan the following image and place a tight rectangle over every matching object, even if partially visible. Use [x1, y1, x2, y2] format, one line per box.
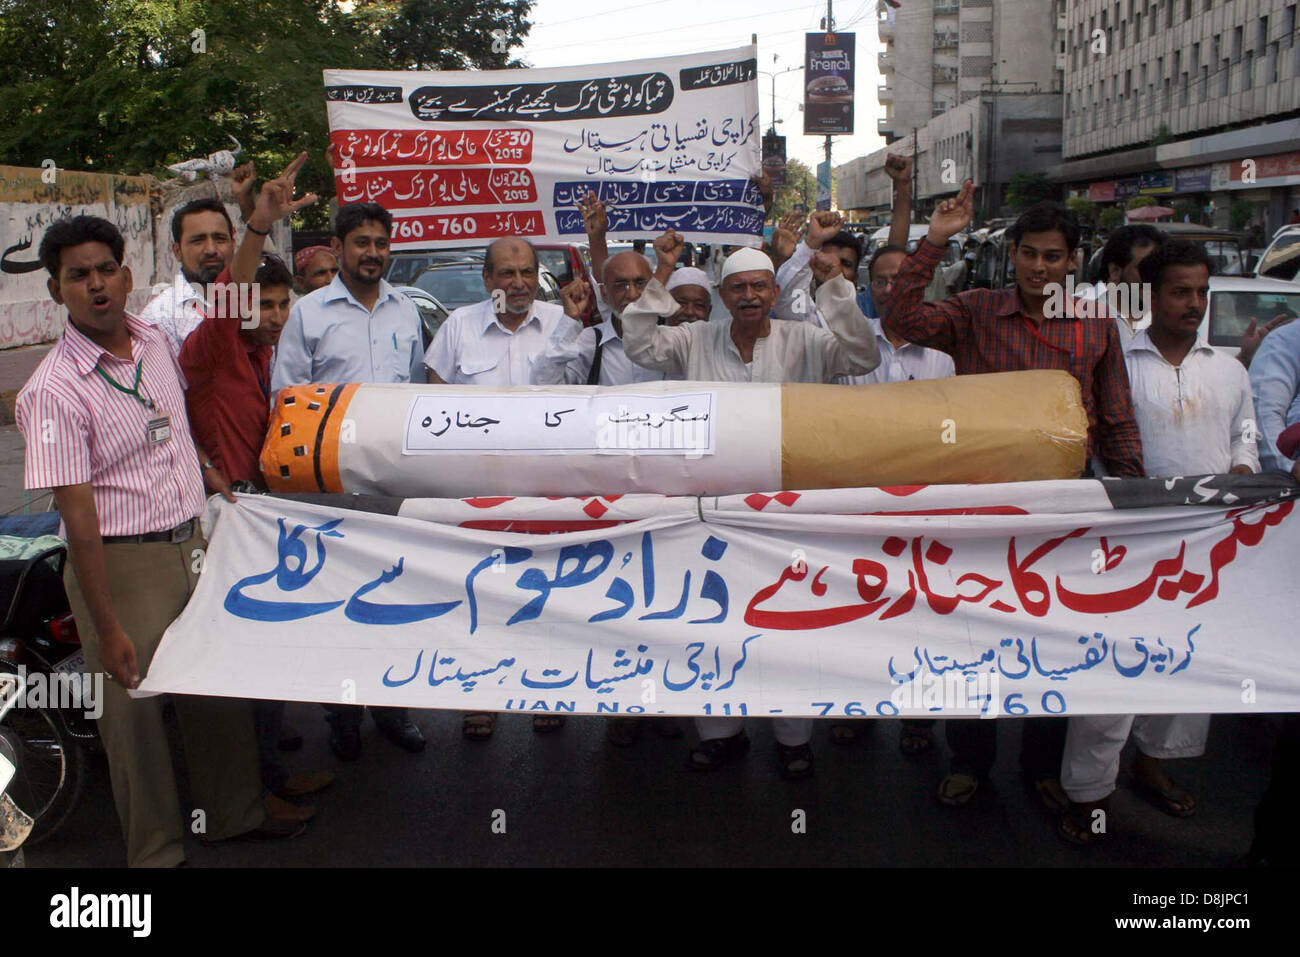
[376, 719, 426, 753]
[328, 722, 362, 762]
[686, 731, 750, 771]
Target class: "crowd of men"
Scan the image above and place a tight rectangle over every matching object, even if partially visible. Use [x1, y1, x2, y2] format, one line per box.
[14, 149, 1300, 867]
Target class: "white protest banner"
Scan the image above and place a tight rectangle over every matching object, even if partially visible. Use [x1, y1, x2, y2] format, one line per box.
[140, 477, 1300, 718]
[323, 47, 763, 248]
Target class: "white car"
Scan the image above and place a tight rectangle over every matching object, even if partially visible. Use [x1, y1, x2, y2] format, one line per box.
[1254, 225, 1300, 284]
[1196, 275, 1300, 358]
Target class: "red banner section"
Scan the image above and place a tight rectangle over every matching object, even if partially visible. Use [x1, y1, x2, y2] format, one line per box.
[330, 128, 535, 169]
[339, 167, 537, 210]
[391, 209, 546, 243]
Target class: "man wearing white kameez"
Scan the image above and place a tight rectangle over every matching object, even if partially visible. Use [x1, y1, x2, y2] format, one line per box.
[623, 230, 880, 779]
[1058, 240, 1259, 845]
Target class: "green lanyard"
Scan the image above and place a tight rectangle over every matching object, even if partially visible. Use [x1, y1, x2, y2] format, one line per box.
[94, 360, 157, 412]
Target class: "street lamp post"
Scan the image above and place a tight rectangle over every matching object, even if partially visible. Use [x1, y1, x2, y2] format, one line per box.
[756, 57, 804, 136]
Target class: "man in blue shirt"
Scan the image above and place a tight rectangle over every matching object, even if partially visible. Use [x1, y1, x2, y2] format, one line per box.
[270, 202, 427, 761]
[1250, 318, 1300, 480]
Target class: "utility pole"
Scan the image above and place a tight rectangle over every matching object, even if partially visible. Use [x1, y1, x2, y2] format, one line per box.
[911, 126, 918, 224]
[824, 0, 833, 209]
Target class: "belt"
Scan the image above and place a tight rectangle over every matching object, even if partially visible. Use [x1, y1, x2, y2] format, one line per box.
[103, 518, 197, 545]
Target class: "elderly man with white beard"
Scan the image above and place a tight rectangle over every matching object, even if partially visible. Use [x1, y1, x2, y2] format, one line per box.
[621, 229, 880, 779]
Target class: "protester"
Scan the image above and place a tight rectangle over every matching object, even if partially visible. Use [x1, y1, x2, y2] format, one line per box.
[1059, 241, 1258, 844]
[293, 245, 340, 295]
[1249, 303, 1300, 481]
[140, 197, 235, 356]
[664, 267, 712, 325]
[178, 154, 333, 819]
[622, 229, 879, 778]
[881, 184, 1145, 809]
[271, 201, 427, 761]
[1087, 224, 1163, 342]
[425, 235, 580, 738]
[16, 215, 306, 865]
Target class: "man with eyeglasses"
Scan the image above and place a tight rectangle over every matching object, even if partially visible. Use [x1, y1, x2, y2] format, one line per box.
[623, 229, 879, 780]
[424, 235, 580, 740]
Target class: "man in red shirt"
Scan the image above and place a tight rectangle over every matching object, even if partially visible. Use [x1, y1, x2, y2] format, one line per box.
[179, 154, 332, 817]
[880, 182, 1146, 811]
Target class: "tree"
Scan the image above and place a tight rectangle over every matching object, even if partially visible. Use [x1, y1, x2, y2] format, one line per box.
[1126, 195, 1156, 210]
[1066, 196, 1098, 227]
[0, 0, 535, 229]
[770, 158, 818, 221]
[1005, 172, 1056, 211]
[1151, 123, 1174, 146]
[1098, 207, 1125, 231]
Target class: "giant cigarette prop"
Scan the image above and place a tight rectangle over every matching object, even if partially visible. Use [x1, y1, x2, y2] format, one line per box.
[260, 370, 1088, 497]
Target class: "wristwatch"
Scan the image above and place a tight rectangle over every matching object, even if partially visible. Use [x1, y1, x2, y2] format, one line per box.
[201, 460, 218, 472]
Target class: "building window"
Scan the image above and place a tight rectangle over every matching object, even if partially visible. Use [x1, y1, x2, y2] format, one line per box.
[1243, 51, 1254, 90]
[1259, 15, 1269, 50]
[1221, 58, 1231, 95]
[1232, 26, 1243, 62]
[1268, 41, 1278, 83]
[1183, 0, 1190, 20]
[1200, 65, 1208, 100]
[1135, 11, 1142, 38]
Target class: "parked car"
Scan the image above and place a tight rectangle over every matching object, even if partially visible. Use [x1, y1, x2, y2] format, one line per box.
[394, 285, 450, 351]
[534, 243, 598, 324]
[1086, 224, 1247, 281]
[1254, 225, 1300, 284]
[859, 225, 965, 289]
[411, 261, 563, 315]
[1196, 276, 1300, 359]
[385, 247, 485, 285]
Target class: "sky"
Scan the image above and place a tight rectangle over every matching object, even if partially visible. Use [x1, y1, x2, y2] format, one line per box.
[515, 0, 886, 174]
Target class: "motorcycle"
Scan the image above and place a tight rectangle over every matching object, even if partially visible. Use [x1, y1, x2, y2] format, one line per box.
[0, 515, 93, 847]
[0, 671, 36, 865]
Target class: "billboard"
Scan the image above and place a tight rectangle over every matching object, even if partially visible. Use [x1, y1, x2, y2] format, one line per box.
[803, 32, 855, 135]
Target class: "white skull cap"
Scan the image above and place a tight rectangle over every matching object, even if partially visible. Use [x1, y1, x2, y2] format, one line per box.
[720, 247, 774, 281]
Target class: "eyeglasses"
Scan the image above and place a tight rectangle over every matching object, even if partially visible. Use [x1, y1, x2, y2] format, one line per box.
[609, 278, 651, 294]
[869, 277, 896, 290]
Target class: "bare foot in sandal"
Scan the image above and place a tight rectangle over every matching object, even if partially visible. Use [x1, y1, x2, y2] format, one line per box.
[462, 712, 495, 740]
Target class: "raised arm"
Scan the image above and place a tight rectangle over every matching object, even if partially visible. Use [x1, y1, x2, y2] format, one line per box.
[231, 151, 316, 285]
[623, 231, 693, 377]
[810, 250, 880, 378]
[880, 180, 976, 354]
[884, 153, 913, 252]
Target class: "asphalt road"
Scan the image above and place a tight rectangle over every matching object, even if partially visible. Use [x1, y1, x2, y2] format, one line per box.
[20, 706, 1278, 867]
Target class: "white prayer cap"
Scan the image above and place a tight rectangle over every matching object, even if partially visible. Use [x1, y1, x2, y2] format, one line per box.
[720, 247, 773, 282]
[666, 267, 712, 291]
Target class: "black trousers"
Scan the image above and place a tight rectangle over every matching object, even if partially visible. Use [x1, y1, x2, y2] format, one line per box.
[323, 703, 409, 731]
[1252, 715, 1300, 862]
[945, 716, 1067, 779]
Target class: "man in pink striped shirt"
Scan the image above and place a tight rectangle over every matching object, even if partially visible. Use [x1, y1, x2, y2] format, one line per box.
[16, 215, 304, 866]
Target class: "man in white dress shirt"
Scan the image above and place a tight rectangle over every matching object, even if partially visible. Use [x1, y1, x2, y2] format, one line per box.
[623, 231, 879, 779]
[139, 198, 236, 356]
[424, 236, 580, 739]
[1058, 240, 1259, 845]
[269, 201, 427, 761]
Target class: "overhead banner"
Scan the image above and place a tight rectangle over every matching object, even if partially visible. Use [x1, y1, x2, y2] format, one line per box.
[761, 132, 787, 187]
[803, 32, 856, 135]
[323, 48, 764, 249]
[139, 477, 1300, 719]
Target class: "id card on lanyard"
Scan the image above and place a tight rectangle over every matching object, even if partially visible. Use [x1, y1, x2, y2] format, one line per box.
[95, 359, 171, 446]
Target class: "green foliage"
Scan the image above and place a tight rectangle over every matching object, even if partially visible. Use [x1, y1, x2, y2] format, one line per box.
[1126, 194, 1157, 210]
[1005, 172, 1056, 211]
[1098, 207, 1125, 231]
[770, 158, 818, 221]
[0, 0, 534, 229]
[1066, 196, 1098, 225]
[1230, 200, 1254, 232]
[1150, 123, 1174, 146]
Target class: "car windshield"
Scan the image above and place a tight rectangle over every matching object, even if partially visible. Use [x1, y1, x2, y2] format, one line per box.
[1202, 240, 1243, 276]
[1257, 234, 1300, 282]
[414, 267, 485, 308]
[536, 249, 573, 283]
[1208, 289, 1300, 344]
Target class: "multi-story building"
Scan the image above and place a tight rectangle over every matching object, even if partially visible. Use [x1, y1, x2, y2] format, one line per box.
[878, 0, 1066, 143]
[1056, 0, 1300, 238]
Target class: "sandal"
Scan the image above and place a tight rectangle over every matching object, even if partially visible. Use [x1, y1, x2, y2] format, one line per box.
[606, 717, 642, 747]
[1132, 774, 1196, 818]
[1027, 776, 1070, 815]
[829, 723, 858, 746]
[686, 731, 750, 771]
[1058, 798, 1110, 845]
[532, 715, 566, 733]
[899, 722, 934, 755]
[938, 772, 979, 806]
[462, 712, 495, 740]
[777, 743, 815, 780]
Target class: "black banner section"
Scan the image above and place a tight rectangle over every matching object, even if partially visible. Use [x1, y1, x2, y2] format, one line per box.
[1099, 472, 1300, 509]
[679, 58, 757, 91]
[408, 74, 674, 122]
[324, 85, 403, 105]
[803, 32, 856, 135]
